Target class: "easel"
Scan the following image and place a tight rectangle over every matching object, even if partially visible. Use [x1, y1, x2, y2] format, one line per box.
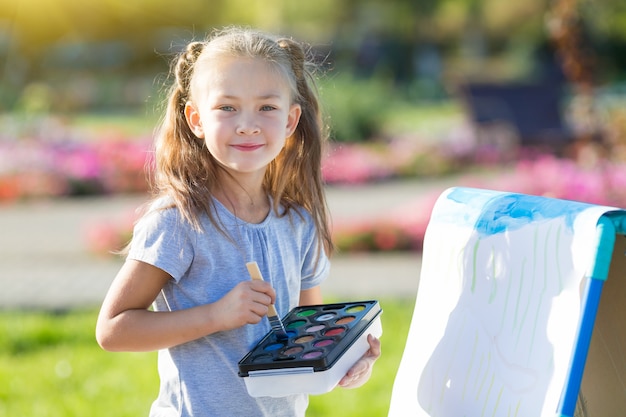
[576, 220, 626, 416]
[389, 188, 626, 416]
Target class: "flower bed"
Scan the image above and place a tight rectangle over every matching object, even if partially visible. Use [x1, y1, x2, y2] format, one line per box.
[82, 155, 626, 256]
[332, 156, 626, 253]
[0, 139, 152, 201]
[5, 115, 626, 255]
[0, 114, 154, 201]
[0, 135, 455, 201]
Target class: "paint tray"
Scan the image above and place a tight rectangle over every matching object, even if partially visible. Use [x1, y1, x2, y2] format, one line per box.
[238, 300, 383, 397]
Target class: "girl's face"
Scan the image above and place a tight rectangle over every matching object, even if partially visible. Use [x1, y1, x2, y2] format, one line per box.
[185, 56, 301, 179]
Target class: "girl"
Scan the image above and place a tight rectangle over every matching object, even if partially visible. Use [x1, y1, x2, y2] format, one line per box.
[96, 27, 380, 417]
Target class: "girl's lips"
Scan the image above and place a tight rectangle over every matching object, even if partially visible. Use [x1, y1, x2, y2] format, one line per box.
[232, 143, 264, 151]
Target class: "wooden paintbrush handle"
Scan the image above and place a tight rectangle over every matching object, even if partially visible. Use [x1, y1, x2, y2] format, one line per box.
[246, 261, 279, 317]
[246, 261, 264, 281]
[266, 304, 279, 317]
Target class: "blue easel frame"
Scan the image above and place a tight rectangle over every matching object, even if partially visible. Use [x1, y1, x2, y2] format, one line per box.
[557, 213, 626, 416]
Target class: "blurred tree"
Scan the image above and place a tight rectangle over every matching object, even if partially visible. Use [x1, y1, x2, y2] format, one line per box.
[0, 0, 625, 111]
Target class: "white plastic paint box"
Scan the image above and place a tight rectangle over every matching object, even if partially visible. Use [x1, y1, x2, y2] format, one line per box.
[238, 300, 383, 397]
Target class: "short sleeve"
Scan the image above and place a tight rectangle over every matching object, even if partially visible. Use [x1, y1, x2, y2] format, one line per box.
[127, 208, 195, 282]
[301, 248, 330, 290]
[299, 215, 330, 290]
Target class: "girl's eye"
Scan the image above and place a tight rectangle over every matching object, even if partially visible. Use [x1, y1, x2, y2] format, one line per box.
[219, 106, 235, 112]
[260, 105, 276, 111]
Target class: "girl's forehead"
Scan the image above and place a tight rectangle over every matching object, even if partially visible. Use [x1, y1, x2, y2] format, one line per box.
[192, 55, 294, 97]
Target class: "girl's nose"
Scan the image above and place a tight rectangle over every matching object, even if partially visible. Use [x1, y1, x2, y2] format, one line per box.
[236, 116, 261, 135]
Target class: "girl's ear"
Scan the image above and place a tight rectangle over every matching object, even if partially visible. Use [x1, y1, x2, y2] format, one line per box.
[185, 102, 204, 138]
[285, 103, 302, 138]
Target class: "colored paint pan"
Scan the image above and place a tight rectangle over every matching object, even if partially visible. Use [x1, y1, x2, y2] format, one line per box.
[238, 300, 383, 397]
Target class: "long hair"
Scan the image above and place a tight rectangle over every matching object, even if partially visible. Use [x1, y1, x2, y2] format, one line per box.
[148, 27, 334, 257]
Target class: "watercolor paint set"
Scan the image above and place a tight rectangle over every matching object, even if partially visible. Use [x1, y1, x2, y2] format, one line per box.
[238, 300, 383, 397]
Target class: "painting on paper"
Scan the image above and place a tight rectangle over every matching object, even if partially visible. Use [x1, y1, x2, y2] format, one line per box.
[389, 187, 619, 417]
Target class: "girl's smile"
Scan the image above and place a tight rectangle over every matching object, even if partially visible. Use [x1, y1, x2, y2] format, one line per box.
[231, 143, 265, 152]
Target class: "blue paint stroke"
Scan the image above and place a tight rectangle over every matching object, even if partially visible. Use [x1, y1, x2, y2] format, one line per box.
[437, 188, 596, 237]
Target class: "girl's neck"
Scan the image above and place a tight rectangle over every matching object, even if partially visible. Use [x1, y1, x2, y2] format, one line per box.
[213, 175, 270, 224]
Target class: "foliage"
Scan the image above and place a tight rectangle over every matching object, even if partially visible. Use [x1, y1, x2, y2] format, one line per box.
[0, 299, 415, 417]
[5, 0, 624, 68]
[3, 0, 626, 112]
[319, 74, 398, 142]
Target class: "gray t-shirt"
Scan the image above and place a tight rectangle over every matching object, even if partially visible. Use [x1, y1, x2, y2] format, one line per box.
[128, 197, 330, 417]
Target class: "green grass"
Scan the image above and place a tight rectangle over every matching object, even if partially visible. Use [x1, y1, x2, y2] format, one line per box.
[0, 311, 158, 417]
[0, 299, 415, 417]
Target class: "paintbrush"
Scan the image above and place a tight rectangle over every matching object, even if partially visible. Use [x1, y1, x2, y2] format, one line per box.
[246, 261, 289, 340]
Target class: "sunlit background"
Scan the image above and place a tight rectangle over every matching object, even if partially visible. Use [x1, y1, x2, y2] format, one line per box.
[1, 1, 626, 416]
[3, 0, 625, 113]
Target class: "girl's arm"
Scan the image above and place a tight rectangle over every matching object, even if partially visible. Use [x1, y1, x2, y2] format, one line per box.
[96, 259, 275, 352]
[299, 285, 323, 306]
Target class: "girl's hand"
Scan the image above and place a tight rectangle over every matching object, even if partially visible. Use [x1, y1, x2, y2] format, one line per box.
[214, 280, 276, 331]
[338, 334, 381, 389]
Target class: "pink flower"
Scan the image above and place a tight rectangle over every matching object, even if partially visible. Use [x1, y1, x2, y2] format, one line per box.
[322, 144, 394, 184]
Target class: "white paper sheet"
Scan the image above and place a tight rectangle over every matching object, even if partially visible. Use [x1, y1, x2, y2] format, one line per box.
[389, 187, 620, 417]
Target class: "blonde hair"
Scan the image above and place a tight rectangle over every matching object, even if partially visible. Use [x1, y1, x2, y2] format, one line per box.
[149, 27, 333, 256]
